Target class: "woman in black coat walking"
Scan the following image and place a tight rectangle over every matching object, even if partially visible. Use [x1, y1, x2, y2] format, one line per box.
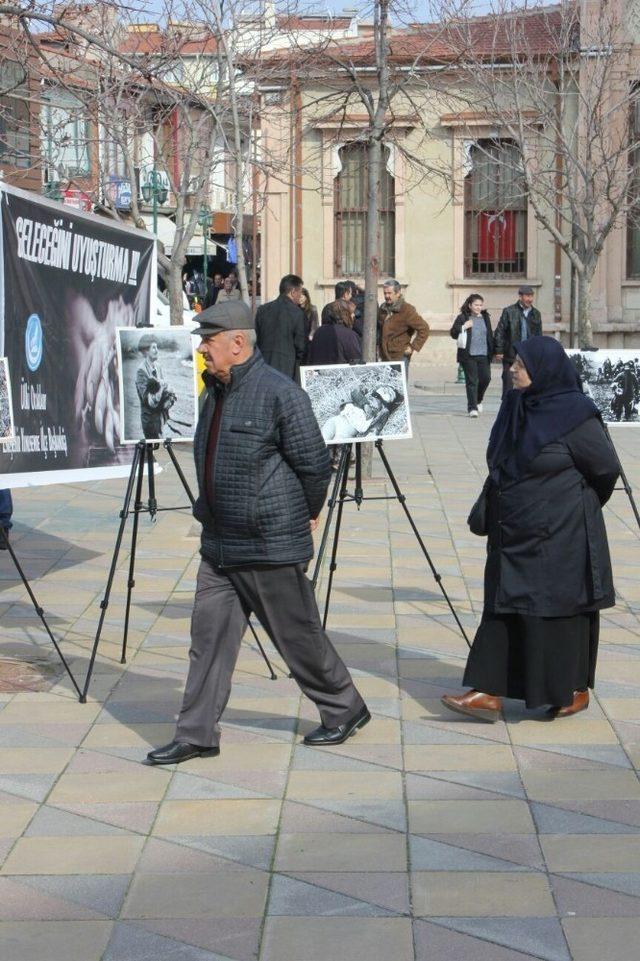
[442, 336, 619, 722]
[450, 293, 494, 417]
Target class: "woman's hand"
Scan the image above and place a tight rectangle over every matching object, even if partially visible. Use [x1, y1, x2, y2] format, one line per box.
[464, 320, 473, 330]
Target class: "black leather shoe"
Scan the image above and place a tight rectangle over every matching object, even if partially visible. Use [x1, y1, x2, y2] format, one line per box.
[144, 740, 220, 765]
[303, 705, 371, 746]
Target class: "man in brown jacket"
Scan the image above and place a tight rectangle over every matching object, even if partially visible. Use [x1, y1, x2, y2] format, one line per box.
[378, 280, 429, 365]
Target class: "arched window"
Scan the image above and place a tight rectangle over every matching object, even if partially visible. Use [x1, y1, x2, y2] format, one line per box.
[334, 143, 395, 276]
[627, 94, 640, 278]
[464, 140, 527, 277]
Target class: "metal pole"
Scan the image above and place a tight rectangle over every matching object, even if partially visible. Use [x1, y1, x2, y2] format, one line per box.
[152, 170, 158, 235]
[203, 225, 208, 299]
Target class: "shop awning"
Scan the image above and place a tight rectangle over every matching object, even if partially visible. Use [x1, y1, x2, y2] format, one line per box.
[140, 213, 176, 254]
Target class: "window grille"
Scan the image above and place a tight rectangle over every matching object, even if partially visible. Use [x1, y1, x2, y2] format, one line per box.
[464, 140, 527, 278]
[334, 143, 395, 276]
[0, 61, 30, 168]
[627, 92, 640, 278]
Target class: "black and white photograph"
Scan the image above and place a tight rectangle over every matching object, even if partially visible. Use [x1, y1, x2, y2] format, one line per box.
[301, 361, 411, 444]
[567, 348, 640, 424]
[0, 357, 15, 443]
[116, 327, 198, 444]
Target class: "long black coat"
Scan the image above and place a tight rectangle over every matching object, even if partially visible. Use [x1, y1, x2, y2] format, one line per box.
[483, 417, 619, 617]
[307, 324, 362, 366]
[255, 294, 307, 380]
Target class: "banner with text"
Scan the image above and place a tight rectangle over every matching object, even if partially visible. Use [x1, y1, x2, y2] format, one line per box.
[0, 183, 155, 487]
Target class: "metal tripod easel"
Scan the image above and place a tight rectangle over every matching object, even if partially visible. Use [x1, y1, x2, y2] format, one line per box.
[80, 439, 276, 703]
[311, 440, 471, 649]
[0, 526, 83, 698]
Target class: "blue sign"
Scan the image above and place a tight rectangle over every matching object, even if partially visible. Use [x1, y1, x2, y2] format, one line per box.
[108, 176, 132, 210]
[25, 313, 43, 372]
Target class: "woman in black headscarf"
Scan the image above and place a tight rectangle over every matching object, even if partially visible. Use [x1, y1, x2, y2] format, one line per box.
[442, 336, 620, 722]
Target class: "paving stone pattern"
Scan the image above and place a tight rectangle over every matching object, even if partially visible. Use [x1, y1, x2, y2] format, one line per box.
[0, 370, 639, 960]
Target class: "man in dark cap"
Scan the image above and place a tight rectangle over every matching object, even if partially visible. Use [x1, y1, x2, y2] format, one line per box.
[146, 299, 369, 766]
[135, 333, 175, 440]
[494, 285, 542, 395]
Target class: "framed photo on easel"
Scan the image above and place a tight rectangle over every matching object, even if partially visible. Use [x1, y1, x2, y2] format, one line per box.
[300, 361, 412, 445]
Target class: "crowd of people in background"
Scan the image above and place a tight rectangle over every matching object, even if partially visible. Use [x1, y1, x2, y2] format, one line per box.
[182, 268, 248, 312]
[182, 268, 435, 380]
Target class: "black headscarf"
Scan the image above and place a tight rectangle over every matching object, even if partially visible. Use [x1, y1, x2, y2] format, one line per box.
[487, 336, 598, 480]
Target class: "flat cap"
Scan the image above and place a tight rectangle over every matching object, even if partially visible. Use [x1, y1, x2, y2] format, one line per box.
[191, 299, 254, 336]
[137, 332, 157, 350]
[518, 284, 534, 295]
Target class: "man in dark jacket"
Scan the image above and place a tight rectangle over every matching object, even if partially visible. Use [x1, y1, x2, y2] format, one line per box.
[494, 285, 542, 395]
[146, 300, 369, 766]
[255, 273, 307, 380]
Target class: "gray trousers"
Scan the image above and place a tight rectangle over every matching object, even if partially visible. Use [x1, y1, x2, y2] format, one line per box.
[175, 558, 365, 747]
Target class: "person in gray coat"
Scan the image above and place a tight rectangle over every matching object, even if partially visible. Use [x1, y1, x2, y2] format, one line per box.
[442, 336, 619, 723]
[255, 273, 307, 380]
[146, 299, 369, 766]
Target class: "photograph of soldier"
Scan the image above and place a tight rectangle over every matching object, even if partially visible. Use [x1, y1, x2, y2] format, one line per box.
[301, 361, 411, 444]
[116, 327, 198, 443]
[0, 358, 15, 443]
[567, 349, 640, 424]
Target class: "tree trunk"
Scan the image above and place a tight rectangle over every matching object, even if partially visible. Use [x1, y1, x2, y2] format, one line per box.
[169, 250, 186, 326]
[233, 179, 249, 304]
[360, 136, 384, 478]
[577, 269, 594, 348]
[363, 137, 382, 364]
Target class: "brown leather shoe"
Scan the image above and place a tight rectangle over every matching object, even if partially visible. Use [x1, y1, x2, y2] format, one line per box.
[548, 690, 589, 718]
[441, 690, 502, 723]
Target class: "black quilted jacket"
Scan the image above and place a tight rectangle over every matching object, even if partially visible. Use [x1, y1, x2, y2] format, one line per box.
[193, 349, 331, 567]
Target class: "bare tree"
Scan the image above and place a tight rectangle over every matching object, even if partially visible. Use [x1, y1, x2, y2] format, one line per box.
[0, 2, 254, 323]
[441, 0, 640, 346]
[263, 1, 465, 362]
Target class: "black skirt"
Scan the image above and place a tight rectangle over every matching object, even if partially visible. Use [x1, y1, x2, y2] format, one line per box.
[462, 611, 599, 709]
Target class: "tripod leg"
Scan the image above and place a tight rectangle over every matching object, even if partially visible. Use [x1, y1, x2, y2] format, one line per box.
[81, 443, 143, 702]
[147, 444, 158, 520]
[164, 439, 196, 506]
[603, 425, 640, 533]
[353, 443, 364, 506]
[246, 620, 277, 680]
[311, 445, 350, 589]
[375, 440, 471, 649]
[1, 527, 83, 699]
[321, 444, 352, 629]
[120, 444, 147, 665]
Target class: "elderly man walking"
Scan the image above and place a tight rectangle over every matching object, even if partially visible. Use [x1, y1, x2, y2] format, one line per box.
[146, 299, 369, 765]
[377, 280, 429, 367]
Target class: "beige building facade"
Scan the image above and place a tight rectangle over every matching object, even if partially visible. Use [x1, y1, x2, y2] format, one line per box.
[259, 0, 640, 363]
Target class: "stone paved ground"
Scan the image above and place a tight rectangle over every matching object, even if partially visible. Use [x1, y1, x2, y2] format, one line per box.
[0, 367, 639, 961]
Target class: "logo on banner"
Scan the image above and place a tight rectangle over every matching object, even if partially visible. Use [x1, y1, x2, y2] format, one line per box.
[25, 314, 43, 372]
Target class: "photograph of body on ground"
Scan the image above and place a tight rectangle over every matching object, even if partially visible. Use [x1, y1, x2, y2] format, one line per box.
[116, 327, 198, 443]
[301, 361, 411, 444]
[568, 348, 640, 424]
